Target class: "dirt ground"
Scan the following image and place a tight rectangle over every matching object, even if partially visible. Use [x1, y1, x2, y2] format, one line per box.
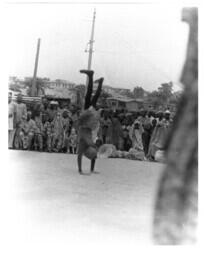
[7, 150, 164, 245]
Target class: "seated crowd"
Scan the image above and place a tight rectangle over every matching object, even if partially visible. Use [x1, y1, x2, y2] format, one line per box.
[8, 93, 174, 161]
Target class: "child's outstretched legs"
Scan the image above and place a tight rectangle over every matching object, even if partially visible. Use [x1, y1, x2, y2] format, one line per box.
[91, 77, 104, 108]
[80, 70, 94, 110]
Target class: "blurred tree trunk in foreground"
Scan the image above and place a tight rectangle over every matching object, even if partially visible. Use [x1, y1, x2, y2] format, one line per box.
[153, 8, 198, 244]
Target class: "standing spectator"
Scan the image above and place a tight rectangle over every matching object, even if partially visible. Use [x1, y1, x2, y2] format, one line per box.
[147, 112, 167, 160]
[68, 128, 78, 154]
[164, 110, 171, 127]
[47, 101, 58, 122]
[41, 97, 50, 124]
[123, 128, 132, 151]
[44, 116, 53, 152]
[121, 117, 126, 130]
[32, 102, 43, 121]
[16, 112, 36, 150]
[111, 114, 124, 150]
[58, 101, 67, 115]
[142, 112, 153, 157]
[13, 94, 27, 149]
[15, 94, 27, 126]
[150, 111, 157, 124]
[130, 120, 144, 152]
[34, 111, 44, 151]
[71, 108, 80, 131]
[138, 109, 146, 125]
[152, 117, 157, 130]
[61, 110, 71, 153]
[105, 112, 113, 144]
[52, 112, 64, 152]
[102, 115, 112, 144]
[16, 114, 31, 150]
[26, 111, 36, 150]
[8, 92, 16, 149]
[127, 118, 133, 134]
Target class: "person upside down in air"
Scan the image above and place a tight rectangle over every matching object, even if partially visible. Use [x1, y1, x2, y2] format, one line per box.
[77, 70, 104, 174]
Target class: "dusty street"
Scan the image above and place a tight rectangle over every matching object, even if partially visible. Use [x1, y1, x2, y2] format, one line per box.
[8, 150, 164, 245]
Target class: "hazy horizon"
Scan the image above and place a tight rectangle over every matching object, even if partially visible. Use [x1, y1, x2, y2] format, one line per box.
[6, 3, 189, 92]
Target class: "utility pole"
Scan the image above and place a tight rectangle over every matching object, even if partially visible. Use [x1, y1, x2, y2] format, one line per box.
[85, 9, 96, 86]
[31, 38, 41, 96]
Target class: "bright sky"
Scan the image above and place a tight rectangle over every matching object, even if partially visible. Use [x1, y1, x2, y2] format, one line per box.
[5, 2, 189, 91]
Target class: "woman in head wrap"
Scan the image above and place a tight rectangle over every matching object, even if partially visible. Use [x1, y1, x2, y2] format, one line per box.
[52, 111, 64, 152]
[128, 119, 145, 160]
[147, 111, 169, 160]
[111, 113, 124, 150]
[130, 120, 144, 151]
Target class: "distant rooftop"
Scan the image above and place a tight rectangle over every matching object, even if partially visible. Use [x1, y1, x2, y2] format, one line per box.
[107, 95, 144, 103]
[44, 88, 72, 99]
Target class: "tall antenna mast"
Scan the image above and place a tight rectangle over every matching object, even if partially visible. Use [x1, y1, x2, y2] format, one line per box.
[85, 9, 96, 86]
[31, 38, 41, 96]
[87, 9, 96, 70]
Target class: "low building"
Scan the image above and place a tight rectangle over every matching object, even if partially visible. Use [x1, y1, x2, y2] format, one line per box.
[106, 96, 143, 111]
[44, 87, 73, 106]
[103, 85, 131, 96]
[143, 101, 177, 113]
[44, 80, 75, 90]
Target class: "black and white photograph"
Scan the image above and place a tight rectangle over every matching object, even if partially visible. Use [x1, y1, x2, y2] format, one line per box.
[2, 0, 200, 252]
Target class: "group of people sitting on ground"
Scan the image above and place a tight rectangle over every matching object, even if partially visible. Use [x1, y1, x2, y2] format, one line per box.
[8, 90, 173, 162]
[98, 108, 173, 161]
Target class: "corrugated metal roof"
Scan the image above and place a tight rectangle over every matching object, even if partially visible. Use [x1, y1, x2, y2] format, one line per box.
[44, 88, 72, 99]
[107, 96, 143, 103]
[12, 95, 42, 103]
